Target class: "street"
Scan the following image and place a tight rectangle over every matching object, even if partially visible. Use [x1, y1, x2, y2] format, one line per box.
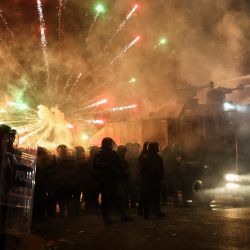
[33, 205, 250, 250]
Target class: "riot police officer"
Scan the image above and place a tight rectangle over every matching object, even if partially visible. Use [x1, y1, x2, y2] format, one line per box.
[141, 142, 165, 219]
[93, 137, 121, 224]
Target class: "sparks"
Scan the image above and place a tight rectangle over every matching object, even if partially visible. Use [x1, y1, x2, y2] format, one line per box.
[60, 73, 82, 106]
[59, 71, 75, 104]
[127, 4, 139, 20]
[89, 3, 106, 35]
[118, 4, 139, 32]
[93, 104, 137, 114]
[36, 0, 50, 85]
[0, 10, 15, 39]
[110, 36, 141, 65]
[110, 104, 137, 112]
[18, 105, 73, 150]
[57, 0, 67, 40]
[104, 4, 139, 52]
[86, 119, 104, 124]
[78, 99, 108, 111]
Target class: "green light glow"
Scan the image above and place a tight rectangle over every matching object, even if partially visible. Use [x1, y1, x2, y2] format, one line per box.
[159, 37, 168, 45]
[17, 103, 28, 110]
[95, 3, 106, 13]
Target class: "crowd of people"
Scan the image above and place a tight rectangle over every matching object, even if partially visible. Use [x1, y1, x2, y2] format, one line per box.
[33, 137, 191, 225]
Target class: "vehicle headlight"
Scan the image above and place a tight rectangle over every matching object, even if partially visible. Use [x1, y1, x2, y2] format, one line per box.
[225, 174, 240, 182]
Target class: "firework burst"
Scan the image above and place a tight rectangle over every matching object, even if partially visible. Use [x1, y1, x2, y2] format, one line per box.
[0, 1, 144, 149]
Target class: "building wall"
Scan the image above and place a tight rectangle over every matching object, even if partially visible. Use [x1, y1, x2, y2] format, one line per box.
[90, 118, 167, 147]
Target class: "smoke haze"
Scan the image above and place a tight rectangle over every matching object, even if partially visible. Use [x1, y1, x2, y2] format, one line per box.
[0, 0, 250, 119]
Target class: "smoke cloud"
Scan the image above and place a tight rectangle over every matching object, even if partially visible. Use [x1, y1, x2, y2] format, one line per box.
[0, 0, 250, 133]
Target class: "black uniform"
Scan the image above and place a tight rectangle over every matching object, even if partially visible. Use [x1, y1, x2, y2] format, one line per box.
[141, 143, 164, 219]
[93, 147, 121, 222]
[83, 156, 100, 210]
[117, 146, 130, 218]
[54, 157, 75, 216]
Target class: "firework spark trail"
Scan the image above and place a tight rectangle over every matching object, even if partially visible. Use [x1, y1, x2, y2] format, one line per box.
[14, 123, 40, 134]
[85, 77, 128, 102]
[13, 125, 40, 137]
[216, 75, 250, 85]
[0, 10, 15, 39]
[75, 99, 108, 112]
[38, 141, 58, 150]
[103, 4, 138, 52]
[86, 119, 104, 124]
[37, 124, 54, 145]
[110, 104, 137, 112]
[17, 127, 40, 144]
[60, 73, 82, 106]
[110, 36, 140, 65]
[6, 101, 37, 114]
[78, 74, 117, 105]
[117, 4, 139, 33]
[89, 36, 140, 91]
[57, 0, 67, 40]
[36, 0, 50, 85]
[91, 104, 137, 114]
[54, 0, 67, 91]
[53, 0, 67, 91]
[78, 119, 104, 124]
[0, 119, 37, 124]
[19, 124, 47, 144]
[88, 13, 99, 35]
[58, 71, 75, 104]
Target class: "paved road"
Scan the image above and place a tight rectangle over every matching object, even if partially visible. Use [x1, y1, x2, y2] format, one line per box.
[33, 206, 250, 250]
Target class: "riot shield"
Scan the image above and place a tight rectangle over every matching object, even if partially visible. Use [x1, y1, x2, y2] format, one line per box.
[0, 124, 37, 233]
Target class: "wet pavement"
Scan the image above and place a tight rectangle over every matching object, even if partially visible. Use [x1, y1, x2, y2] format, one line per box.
[33, 206, 250, 250]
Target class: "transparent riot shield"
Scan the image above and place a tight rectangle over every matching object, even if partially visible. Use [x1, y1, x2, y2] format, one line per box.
[0, 124, 37, 233]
